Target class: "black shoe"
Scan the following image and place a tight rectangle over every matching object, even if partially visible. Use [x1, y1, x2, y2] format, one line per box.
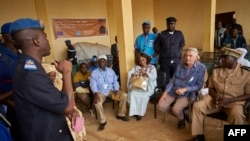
[116, 115, 129, 121]
[178, 119, 186, 129]
[136, 116, 142, 121]
[98, 122, 107, 131]
[186, 135, 206, 141]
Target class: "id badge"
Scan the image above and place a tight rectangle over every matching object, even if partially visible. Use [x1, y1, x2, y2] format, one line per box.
[189, 77, 194, 82]
[103, 84, 108, 90]
[149, 40, 154, 47]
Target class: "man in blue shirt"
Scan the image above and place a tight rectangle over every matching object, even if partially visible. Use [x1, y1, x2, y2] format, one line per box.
[157, 47, 206, 129]
[134, 21, 158, 67]
[0, 22, 19, 93]
[223, 27, 247, 49]
[90, 54, 129, 131]
[88, 55, 98, 72]
[0, 22, 20, 141]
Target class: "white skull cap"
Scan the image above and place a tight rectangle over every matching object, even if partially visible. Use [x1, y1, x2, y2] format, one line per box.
[98, 54, 107, 61]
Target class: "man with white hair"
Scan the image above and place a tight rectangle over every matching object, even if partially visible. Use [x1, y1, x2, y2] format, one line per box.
[157, 47, 206, 129]
[90, 54, 129, 131]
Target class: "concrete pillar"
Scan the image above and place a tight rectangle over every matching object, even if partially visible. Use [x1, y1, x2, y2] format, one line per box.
[34, 0, 55, 62]
[112, 0, 134, 91]
[202, 0, 216, 52]
[106, 0, 117, 45]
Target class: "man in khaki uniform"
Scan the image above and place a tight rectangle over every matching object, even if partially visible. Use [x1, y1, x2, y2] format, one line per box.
[189, 47, 250, 141]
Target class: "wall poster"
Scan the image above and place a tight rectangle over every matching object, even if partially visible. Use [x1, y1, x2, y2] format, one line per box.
[53, 18, 108, 38]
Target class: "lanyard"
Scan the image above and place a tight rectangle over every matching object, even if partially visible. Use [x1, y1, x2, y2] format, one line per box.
[143, 35, 149, 52]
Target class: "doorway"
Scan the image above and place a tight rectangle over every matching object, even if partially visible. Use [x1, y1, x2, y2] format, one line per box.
[215, 11, 235, 32]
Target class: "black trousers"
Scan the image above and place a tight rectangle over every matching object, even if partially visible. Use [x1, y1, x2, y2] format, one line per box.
[6, 107, 21, 141]
[159, 59, 180, 84]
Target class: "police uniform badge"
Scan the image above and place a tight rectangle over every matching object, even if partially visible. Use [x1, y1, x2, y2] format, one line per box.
[24, 59, 37, 70]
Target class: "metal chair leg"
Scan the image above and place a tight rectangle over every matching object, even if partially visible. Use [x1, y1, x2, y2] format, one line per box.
[188, 101, 192, 131]
[154, 96, 157, 119]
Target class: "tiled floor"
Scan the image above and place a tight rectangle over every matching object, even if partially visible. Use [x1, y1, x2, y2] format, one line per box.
[80, 102, 224, 141]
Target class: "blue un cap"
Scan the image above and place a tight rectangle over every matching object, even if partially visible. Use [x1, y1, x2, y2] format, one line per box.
[9, 18, 44, 36]
[142, 20, 151, 26]
[91, 56, 98, 62]
[1, 22, 12, 34]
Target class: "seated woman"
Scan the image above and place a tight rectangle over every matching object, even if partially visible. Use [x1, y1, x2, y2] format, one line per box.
[42, 63, 62, 90]
[127, 52, 157, 121]
[73, 62, 92, 110]
[42, 63, 87, 141]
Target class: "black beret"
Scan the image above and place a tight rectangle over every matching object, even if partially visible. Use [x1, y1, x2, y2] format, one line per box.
[166, 17, 177, 23]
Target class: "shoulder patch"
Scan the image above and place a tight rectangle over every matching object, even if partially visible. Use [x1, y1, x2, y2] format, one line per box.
[241, 66, 250, 71]
[24, 59, 37, 71]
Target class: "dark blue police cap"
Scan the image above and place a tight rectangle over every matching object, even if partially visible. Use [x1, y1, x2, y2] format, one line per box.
[166, 17, 177, 23]
[1, 22, 12, 34]
[9, 18, 44, 35]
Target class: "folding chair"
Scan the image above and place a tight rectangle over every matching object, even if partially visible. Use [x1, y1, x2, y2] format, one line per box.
[150, 69, 166, 119]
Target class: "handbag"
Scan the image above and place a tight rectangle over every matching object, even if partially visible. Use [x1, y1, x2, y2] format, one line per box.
[73, 80, 89, 89]
[80, 80, 89, 88]
[130, 75, 148, 91]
